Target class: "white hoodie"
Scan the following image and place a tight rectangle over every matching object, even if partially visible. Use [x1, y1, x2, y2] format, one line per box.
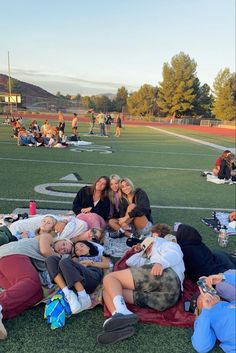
[126, 237, 185, 290]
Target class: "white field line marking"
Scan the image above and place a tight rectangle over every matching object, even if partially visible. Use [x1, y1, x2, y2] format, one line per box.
[34, 183, 88, 197]
[147, 126, 236, 153]
[0, 157, 202, 172]
[0, 197, 233, 211]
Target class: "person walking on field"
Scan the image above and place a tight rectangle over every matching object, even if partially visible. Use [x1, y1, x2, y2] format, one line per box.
[115, 114, 122, 137]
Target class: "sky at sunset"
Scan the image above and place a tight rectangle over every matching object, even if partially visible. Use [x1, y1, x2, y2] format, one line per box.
[0, 0, 235, 95]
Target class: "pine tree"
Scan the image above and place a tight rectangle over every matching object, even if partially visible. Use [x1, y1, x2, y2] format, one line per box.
[157, 63, 175, 115]
[127, 84, 158, 116]
[158, 52, 200, 117]
[213, 68, 236, 121]
[114, 86, 128, 112]
[193, 83, 213, 118]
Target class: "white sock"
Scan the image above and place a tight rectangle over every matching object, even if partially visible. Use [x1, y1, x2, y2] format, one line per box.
[62, 286, 70, 297]
[77, 289, 90, 303]
[77, 289, 88, 299]
[113, 295, 133, 315]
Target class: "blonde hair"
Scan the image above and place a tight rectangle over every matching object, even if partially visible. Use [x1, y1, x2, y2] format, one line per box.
[119, 177, 135, 199]
[35, 216, 57, 236]
[109, 174, 121, 205]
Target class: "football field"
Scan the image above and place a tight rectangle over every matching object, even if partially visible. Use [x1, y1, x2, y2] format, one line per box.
[0, 118, 235, 353]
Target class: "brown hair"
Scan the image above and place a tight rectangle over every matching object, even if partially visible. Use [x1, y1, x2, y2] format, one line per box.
[225, 153, 235, 169]
[151, 223, 171, 238]
[90, 176, 110, 199]
[221, 150, 231, 159]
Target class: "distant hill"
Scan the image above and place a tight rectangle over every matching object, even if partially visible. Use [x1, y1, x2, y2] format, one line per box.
[0, 73, 55, 98]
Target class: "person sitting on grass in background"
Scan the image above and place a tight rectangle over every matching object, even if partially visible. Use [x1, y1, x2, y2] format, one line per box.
[29, 120, 40, 134]
[218, 153, 236, 182]
[17, 127, 40, 147]
[191, 284, 236, 353]
[108, 178, 153, 245]
[96, 236, 184, 345]
[212, 150, 231, 177]
[46, 240, 111, 315]
[41, 120, 51, 137]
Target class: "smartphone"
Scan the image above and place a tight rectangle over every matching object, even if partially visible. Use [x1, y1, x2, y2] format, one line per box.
[197, 279, 217, 295]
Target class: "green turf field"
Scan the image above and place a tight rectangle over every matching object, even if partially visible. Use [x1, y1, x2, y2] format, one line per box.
[0, 119, 235, 353]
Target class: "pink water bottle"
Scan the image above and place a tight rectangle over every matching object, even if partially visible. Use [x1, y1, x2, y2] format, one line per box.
[29, 200, 37, 216]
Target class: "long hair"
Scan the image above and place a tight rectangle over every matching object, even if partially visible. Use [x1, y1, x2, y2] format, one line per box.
[225, 153, 235, 169]
[221, 150, 231, 159]
[109, 174, 121, 205]
[119, 177, 135, 201]
[90, 176, 110, 199]
[35, 216, 57, 236]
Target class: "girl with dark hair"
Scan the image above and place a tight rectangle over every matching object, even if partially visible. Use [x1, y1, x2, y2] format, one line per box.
[212, 150, 231, 176]
[72, 176, 110, 221]
[46, 240, 111, 314]
[218, 153, 236, 181]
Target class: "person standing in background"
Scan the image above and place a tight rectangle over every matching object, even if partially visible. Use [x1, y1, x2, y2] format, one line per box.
[88, 109, 96, 134]
[71, 113, 78, 137]
[115, 114, 122, 137]
[58, 111, 65, 140]
[96, 112, 106, 136]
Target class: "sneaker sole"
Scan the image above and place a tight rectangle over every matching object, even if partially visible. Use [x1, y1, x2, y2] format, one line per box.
[97, 326, 135, 345]
[103, 314, 138, 332]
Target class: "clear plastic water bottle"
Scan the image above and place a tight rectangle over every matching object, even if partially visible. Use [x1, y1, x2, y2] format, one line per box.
[218, 226, 229, 247]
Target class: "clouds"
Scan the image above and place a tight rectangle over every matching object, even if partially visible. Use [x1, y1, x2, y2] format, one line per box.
[0, 67, 138, 95]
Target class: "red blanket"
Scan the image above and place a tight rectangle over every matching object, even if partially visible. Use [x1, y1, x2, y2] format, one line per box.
[104, 249, 198, 328]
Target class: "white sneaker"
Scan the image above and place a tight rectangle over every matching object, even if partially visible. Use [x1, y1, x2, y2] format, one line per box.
[0, 307, 7, 340]
[65, 290, 81, 314]
[36, 142, 42, 147]
[77, 294, 92, 313]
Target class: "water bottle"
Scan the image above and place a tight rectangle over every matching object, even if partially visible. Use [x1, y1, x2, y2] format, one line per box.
[29, 200, 37, 216]
[218, 226, 228, 247]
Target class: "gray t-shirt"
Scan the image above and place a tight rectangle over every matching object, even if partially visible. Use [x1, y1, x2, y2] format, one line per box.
[0, 237, 46, 271]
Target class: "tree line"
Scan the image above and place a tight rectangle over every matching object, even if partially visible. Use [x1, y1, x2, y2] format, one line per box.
[71, 52, 235, 121]
[32, 52, 235, 122]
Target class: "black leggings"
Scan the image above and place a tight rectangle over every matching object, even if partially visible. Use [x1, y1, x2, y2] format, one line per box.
[46, 256, 102, 294]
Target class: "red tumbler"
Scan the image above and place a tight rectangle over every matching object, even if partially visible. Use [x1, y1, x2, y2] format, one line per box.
[29, 200, 37, 216]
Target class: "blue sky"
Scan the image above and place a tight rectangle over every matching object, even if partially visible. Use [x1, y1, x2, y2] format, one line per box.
[0, 0, 235, 95]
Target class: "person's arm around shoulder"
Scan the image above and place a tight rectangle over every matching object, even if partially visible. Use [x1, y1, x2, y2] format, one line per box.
[39, 233, 58, 257]
[80, 256, 111, 269]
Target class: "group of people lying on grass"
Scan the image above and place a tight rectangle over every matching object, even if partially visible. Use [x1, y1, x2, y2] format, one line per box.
[0, 175, 235, 352]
